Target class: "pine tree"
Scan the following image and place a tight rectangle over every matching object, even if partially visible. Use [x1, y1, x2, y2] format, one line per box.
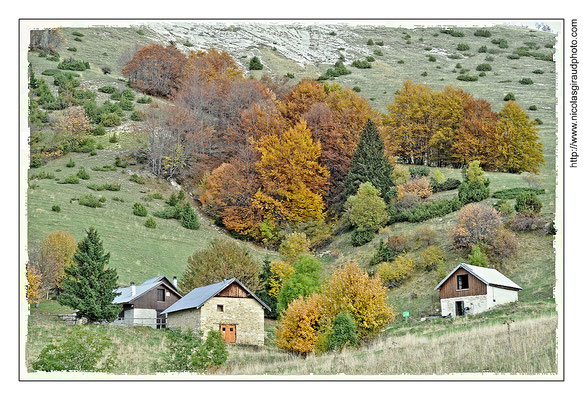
[58, 227, 121, 322]
[343, 119, 395, 203]
[181, 203, 200, 230]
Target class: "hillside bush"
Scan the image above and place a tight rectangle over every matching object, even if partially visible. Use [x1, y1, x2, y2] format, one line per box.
[428, 55, 436, 62]
[533, 69, 545, 74]
[160, 329, 227, 372]
[441, 29, 464, 37]
[351, 60, 372, 69]
[395, 192, 421, 212]
[489, 228, 518, 261]
[431, 177, 461, 192]
[51, 205, 61, 212]
[277, 255, 322, 314]
[507, 212, 545, 232]
[79, 194, 104, 208]
[529, 105, 538, 110]
[275, 294, 325, 354]
[57, 58, 90, 71]
[129, 174, 145, 184]
[392, 197, 462, 223]
[249, 56, 263, 70]
[377, 254, 415, 287]
[366, 56, 375, 62]
[325, 311, 358, 352]
[474, 29, 491, 37]
[180, 203, 200, 230]
[457, 74, 479, 82]
[87, 183, 121, 191]
[492, 187, 545, 199]
[408, 165, 430, 178]
[133, 202, 147, 217]
[374, 49, 383, 56]
[450, 203, 502, 250]
[137, 96, 153, 104]
[458, 180, 489, 204]
[519, 77, 534, 85]
[60, 175, 80, 185]
[32, 327, 115, 372]
[98, 85, 117, 94]
[492, 38, 508, 48]
[397, 176, 432, 199]
[351, 229, 375, 247]
[144, 217, 156, 229]
[369, 239, 397, 267]
[417, 245, 446, 271]
[386, 233, 410, 254]
[478, 45, 488, 53]
[466, 245, 489, 267]
[101, 113, 121, 127]
[504, 92, 516, 101]
[412, 226, 437, 247]
[476, 63, 492, 71]
[76, 168, 90, 180]
[279, 232, 310, 263]
[392, 164, 411, 186]
[507, 54, 520, 60]
[514, 192, 542, 214]
[457, 43, 470, 51]
[345, 182, 387, 233]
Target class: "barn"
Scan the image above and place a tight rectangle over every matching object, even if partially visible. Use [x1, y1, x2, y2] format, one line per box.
[434, 263, 522, 317]
[112, 276, 182, 328]
[162, 278, 270, 346]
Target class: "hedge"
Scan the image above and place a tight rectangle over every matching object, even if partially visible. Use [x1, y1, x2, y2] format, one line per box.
[492, 187, 545, 199]
[391, 197, 462, 223]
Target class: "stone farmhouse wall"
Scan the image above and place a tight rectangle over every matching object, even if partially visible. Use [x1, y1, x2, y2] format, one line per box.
[166, 308, 202, 331]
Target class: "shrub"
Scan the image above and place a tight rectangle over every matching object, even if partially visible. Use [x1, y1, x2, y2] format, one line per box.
[181, 203, 200, 230]
[476, 63, 492, 71]
[392, 197, 462, 223]
[98, 85, 117, 94]
[533, 69, 545, 74]
[51, 205, 61, 212]
[386, 233, 410, 253]
[275, 293, 325, 354]
[397, 60, 404, 64]
[160, 328, 227, 372]
[519, 77, 534, 85]
[496, 199, 515, 217]
[76, 168, 90, 180]
[29, 170, 55, 180]
[351, 60, 372, 69]
[369, 239, 397, 267]
[474, 29, 491, 37]
[345, 182, 387, 233]
[377, 254, 415, 287]
[450, 204, 502, 250]
[67, 47, 77, 52]
[79, 194, 104, 208]
[325, 311, 358, 351]
[133, 202, 147, 217]
[441, 29, 464, 37]
[129, 174, 145, 184]
[421, 71, 428, 77]
[395, 192, 421, 212]
[507, 54, 520, 60]
[366, 56, 375, 62]
[352, 86, 361, 92]
[412, 226, 437, 247]
[137, 96, 153, 104]
[489, 228, 518, 261]
[492, 38, 508, 48]
[417, 245, 446, 271]
[32, 327, 114, 372]
[408, 165, 430, 178]
[534, 118, 543, 125]
[277, 255, 322, 314]
[60, 175, 80, 184]
[367, 39, 374, 45]
[457, 43, 470, 51]
[428, 55, 436, 62]
[91, 164, 116, 172]
[130, 111, 143, 121]
[87, 183, 121, 191]
[57, 58, 90, 71]
[249, 56, 263, 70]
[120, 98, 134, 111]
[397, 177, 432, 199]
[101, 113, 121, 127]
[109, 133, 119, 143]
[478, 45, 488, 53]
[547, 221, 557, 235]
[144, 217, 156, 229]
[392, 164, 411, 186]
[431, 177, 461, 192]
[457, 74, 479, 81]
[279, 232, 310, 263]
[351, 229, 375, 247]
[515, 192, 542, 214]
[466, 245, 489, 267]
[504, 92, 516, 101]
[508, 212, 545, 232]
[492, 187, 545, 199]
[529, 105, 538, 111]
[458, 181, 489, 205]
[374, 49, 383, 56]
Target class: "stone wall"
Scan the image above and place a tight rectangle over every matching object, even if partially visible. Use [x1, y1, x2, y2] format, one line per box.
[440, 294, 488, 317]
[166, 308, 201, 331]
[200, 297, 265, 346]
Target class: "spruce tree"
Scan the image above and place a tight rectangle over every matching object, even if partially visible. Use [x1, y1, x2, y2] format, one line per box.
[58, 227, 121, 322]
[343, 119, 395, 203]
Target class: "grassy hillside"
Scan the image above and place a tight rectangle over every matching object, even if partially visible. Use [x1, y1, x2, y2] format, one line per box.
[27, 148, 275, 286]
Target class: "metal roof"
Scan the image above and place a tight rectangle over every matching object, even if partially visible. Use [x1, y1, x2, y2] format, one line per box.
[113, 276, 179, 304]
[434, 263, 522, 291]
[162, 278, 270, 315]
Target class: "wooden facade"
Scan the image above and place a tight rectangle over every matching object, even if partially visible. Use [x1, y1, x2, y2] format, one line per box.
[438, 268, 487, 299]
[124, 277, 181, 314]
[217, 282, 251, 299]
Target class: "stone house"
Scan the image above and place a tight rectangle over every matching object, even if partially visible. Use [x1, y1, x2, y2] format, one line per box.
[112, 276, 182, 328]
[434, 263, 522, 317]
[162, 278, 270, 346]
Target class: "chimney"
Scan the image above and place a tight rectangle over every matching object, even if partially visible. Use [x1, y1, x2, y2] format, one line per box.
[130, 282, 136, 296]
[173, 276, 178, 289]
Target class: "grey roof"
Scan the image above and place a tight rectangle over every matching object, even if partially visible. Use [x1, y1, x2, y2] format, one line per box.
[434, 263, 522, 291]
[162, 278, 270, 315]
[113, 276, 180, 304]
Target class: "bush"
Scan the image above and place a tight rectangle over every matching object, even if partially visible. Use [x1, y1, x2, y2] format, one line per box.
[133, 202, 147, 217]
[345, 182, 387, 233]
[109, 133, 119, 143]
[441, 29, 464, 37]
[431, 177, 461, 192]
[129, 174, 145, 184]
[457, 43, 470, 51]
[529, 105, 538, 111]
[137, 96, 153, 104]
[130, 111, 143, 121]
[120, 98, 134, 111]
[101, 113, 121, 127]
[60, 175, 80, 185]
[279, 232, 310, 263]
[51, 205, 61, 212]
[87, 183, 121, 192]
[351, 60, 372, 69]
[492, 38, 509, 48]
[76, 168, 90, 180]
[277, 255, 322, 314]
[98, 85, 117, 94]
[32, 327, 114, 372]
[495, 199, 515, 217]
[145, 217, 156, 229]
[275, 294, 325, 354]
[369, 239, 397, 267]
[515, 192, 542, 214]
[507, 212, 545, 232]
[395, 192, 421, 212]
[474, 29, 491, 37]
[476, 63, 492, 71]
[492, 187, 545, 199]
[408, 165, 430, 178]
[412, 226, 437, 247]
[351, 229, 375, 247]
[504, 92, 516, 101]
[519, 77, 534, 85]
[450, 203, 502, 250]
[386, 233, 410, 253]
[392, 164, 411, 186]
[507, 54, 520, 60]
[478, 45, 488, 53]
[352, 86, 361, 92]
[417, 245, 446, 271]
[489, 228, 518, 261]
[397, 177, 432, 199]
[466, 245, 489, 267]
[397, 59, 404, 64]
[67, 47, 77, 52]
[534, 118, 543, 125]
[457, 74, 478, 81]
[181, 203, 200, 230]
[392, 197, 462, 223]
[79, 194, 105, 208]
[160, 329, 227, 372]
[458, 180, 489, 205]
[326, 311, 358, 351]
[374, 49, 383, 56]
[377, 254, 415, 287]
[249, 56, 263, 70]
[533, 69, 545, 74]
[57, 58, 90, 71]
[428, 55, 436, 62]
[366, 56, 375, 62]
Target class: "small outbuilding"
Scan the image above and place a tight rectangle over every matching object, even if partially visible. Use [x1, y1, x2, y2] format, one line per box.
[113, 276, 182, 328]
[162, 278, 270, 346]
[434, 263, 522, 317]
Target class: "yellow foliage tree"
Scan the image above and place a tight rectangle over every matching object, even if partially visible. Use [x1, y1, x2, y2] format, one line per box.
[39, 230, 77, 290]
[26, 263, 42, 307]
[377, 254, 415, 286]
[267, 260, 295, 298]
[279, 232, 310, 263]
[252, 120, 329, 224]
[274, 293, 325, 354]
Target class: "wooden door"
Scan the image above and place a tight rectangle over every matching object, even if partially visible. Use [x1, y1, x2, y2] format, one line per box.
[455, 301, 465, 316]
[220, 324, 236, 343]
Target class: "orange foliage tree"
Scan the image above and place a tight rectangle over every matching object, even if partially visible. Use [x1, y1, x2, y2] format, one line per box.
[38, 230, 77, 291]
[55, 106, 90, 136]
[26, 263, 43, 307]
[122, 44, 188, 97]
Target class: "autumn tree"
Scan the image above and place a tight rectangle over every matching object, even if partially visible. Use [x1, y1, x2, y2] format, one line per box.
[343, 119, 395, 203]
[279, 232, 310, 263]
[26, 263, 42, 307]
[267, 260, 295, 299]
[55, 106, 90, 136]
[122, 44, 189, 97]
[494, 101, 545, 173]
[345, 182, 387, 237]
[449, 204, 503, 250]
[275, 293, 325, 354]
[59, 227, 121, 323]
[277, 79, 327, 125]
[179, 239, 261, 293]
[31, 230, 77, 294]
[252, 120, 329, 226]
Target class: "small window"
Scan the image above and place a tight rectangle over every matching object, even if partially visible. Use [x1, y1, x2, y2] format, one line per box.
[222, 327, 226, 331]
[230, 327, 233, 331]
[157, 288, 165, 301]
[457, 274, 469, 290]
[217, 304, 224, 312]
